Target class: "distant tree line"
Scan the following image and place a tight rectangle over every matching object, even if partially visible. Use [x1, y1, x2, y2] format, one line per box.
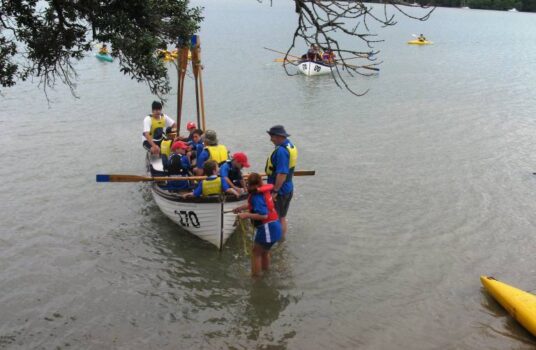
[370, 0, 535, 11]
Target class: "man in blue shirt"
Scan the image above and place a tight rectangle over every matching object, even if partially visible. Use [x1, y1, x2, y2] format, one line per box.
[265, 125, 298, 238]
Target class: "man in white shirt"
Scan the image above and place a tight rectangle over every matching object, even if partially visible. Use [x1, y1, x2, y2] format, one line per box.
[142, 101, 176, 155]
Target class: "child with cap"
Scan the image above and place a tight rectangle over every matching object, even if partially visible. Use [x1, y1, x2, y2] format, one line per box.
[219, 152, 250, 193]
[184, 160, 239, 198]
[163, 140, 191, 191]
[233, 173, 282, 277]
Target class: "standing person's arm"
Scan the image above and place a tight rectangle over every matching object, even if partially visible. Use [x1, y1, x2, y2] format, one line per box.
[272, 147, 290, 200]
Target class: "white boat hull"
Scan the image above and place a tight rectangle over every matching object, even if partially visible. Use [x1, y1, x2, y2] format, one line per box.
[297, 61, 333, 76]
[146, 154, 247, 249]
[151, 186, 246, 249]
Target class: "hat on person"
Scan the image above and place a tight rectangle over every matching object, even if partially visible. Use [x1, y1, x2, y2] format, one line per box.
[232, 152, 250, 168]
[171, 141, 188, 150]
[204, 130, 218, 146]
[186, 122, 196, 130]
[266, 125, 290, 138]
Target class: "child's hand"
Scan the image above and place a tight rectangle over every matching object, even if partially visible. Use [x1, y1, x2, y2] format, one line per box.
[233, 207, 241, 214]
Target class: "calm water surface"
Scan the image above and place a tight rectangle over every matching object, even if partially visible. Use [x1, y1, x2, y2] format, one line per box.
[2, 1, 536, 349]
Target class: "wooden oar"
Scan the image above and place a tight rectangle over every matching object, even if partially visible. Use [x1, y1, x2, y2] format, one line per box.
[96, 170, 316, 183]
[191, 38, 202, 129]
[177, 46, 189, 132]
[264, 47, 303, 60]
[274, 58, 301, 63]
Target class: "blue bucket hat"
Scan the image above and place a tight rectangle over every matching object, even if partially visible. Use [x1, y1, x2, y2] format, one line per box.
[266, 125, 290, 137]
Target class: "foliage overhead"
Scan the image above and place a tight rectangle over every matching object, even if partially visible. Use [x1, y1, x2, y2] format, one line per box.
[284, 0, 434, 95]
[0, 0, 202, 97]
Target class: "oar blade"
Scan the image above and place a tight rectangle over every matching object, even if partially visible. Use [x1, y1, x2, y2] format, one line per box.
[96, 174, 110, 182]
[96, 174, 148, 182]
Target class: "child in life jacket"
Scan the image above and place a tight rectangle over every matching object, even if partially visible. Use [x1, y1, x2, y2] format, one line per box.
[183, 160, 239, 198]
[233, 173, 282, 277]
[163, 140, 191, 191]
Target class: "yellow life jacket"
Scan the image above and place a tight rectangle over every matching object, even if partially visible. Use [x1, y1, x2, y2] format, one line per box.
[160, 140, 172, 157]
[201, 177, 223, 196]
[205, 145, 229, 164]
[149, 115, 167, 141]
[265, 142, 298, 179]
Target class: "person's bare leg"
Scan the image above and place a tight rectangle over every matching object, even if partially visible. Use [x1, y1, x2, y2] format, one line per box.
[252, 244, 263, 277]
[261, 251, 271, 271]
[280, 216, 287, 239]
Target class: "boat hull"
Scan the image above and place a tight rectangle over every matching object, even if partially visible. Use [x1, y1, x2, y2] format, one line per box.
[407, 40, 433, 45]
[95, 53, 113, 62]
[297, 61, 333, 76]
[146, 154, 246, 249]
[481, 275, 536, 337]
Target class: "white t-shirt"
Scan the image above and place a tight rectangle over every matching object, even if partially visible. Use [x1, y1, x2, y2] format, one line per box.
[142, 114, 175, 141]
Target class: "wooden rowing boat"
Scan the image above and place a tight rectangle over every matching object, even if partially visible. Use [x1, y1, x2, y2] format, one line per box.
[146, 154, 247, 249]
[297, 61, 333, 76]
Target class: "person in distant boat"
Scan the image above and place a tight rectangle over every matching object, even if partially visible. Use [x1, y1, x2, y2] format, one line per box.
[220, 152, 249, 193]
[162, 141, 191, 191]
[184, 160, 239, 198]
[322, 48, 336, 64]
[143, 101, 176, 155]
[233, 173, 282, 277]
[417, 34, 426, 42]
[188, 128, 204, 167]
[99, 44, 108, 55]
[265, 125, 298, 239]
[194, 130, 229, 175]
[301, 44, 322, 62]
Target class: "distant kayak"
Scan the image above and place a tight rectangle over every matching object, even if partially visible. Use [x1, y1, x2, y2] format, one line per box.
[480, 275, 536, 337]
[95, 53, 113, 62]
[407, 40, 433, 45]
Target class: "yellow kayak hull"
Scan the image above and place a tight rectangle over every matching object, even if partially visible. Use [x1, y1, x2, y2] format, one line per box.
[480, 275, 536, 337]
[407, 40, 433, 45]
[158, 50, 192, 62]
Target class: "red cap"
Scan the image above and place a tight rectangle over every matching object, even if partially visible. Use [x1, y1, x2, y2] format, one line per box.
[186, 122, 196, 130]
[233, 152, 250, 168]
[171, 141, 188, 150]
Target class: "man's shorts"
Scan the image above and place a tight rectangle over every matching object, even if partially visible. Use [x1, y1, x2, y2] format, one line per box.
[274, 191, 293, 218]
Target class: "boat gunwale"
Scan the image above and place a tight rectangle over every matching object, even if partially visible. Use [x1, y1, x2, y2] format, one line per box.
[151, 183, 248, 204]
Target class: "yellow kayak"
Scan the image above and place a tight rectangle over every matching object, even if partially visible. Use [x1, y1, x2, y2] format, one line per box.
[480, 275, 536, 337]
[407, 40, 433, 45]
[157, 49, 192, 62]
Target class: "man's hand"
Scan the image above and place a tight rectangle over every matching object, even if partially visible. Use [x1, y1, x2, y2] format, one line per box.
[150, 144, 160, 155]
[238, 213, 249, 220]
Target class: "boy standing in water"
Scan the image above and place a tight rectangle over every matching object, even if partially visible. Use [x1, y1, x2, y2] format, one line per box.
[233, 173, 282, 277]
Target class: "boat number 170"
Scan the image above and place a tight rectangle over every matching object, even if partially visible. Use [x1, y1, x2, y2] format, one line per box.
[174, 210, 200, 228]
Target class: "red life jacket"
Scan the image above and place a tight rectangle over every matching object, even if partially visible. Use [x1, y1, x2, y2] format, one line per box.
[248, 184, 279, 226]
